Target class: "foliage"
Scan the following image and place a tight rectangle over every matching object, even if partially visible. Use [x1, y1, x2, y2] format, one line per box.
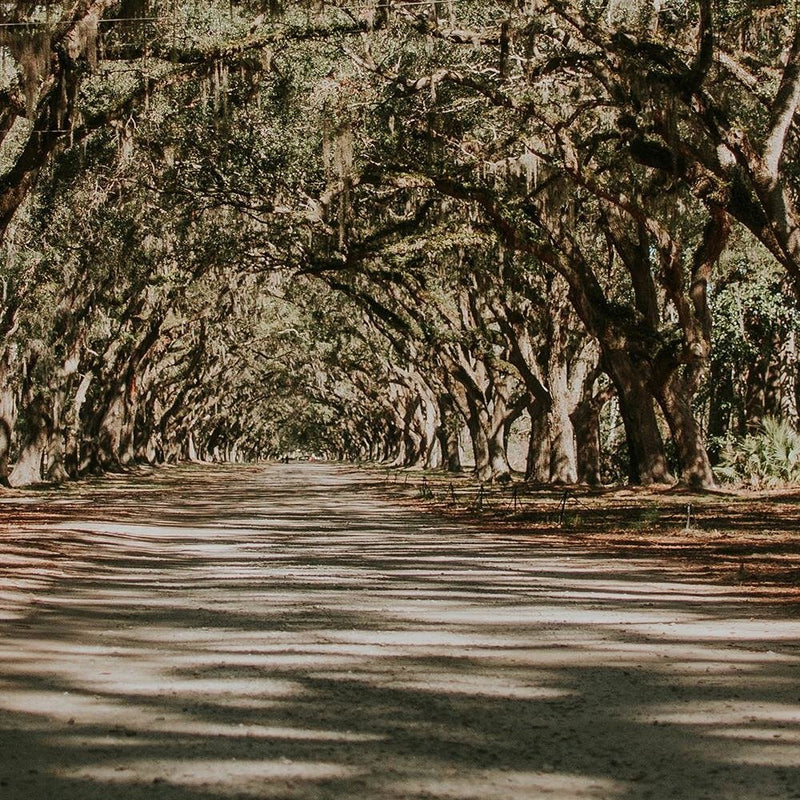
[2, 0, 800, 488]
[716, 418, 800, 487]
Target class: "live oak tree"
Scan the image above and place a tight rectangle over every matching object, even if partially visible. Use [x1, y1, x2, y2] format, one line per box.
[1, 0, 800, 489]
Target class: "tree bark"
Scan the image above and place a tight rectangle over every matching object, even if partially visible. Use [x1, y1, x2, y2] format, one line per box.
[436, 395, 462, 472]
[0, 363, 16, 485]
[603, 351, 673, 485]
[656, 369, 716, 490]
[526, 400, 550, 483]
[546, 372, 577, 484]
[571, 384, 614, 486]
[9, 395, 51, 487]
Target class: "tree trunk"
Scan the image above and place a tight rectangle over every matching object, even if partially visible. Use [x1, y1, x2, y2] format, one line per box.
[0, 385, 15, 486]
[9, 396, 51, 487]
[45, 391, 69, 484]
[465, 400, 493, 483]
[546, 358, 578, 484]
[96, 389, 134, 469]
[436, 396, 462, 472]
[765, 329, 799, 427]
[487, 419, 512, 483]
[656, 369, 716, 490]
[526, 401, 550, 483]
[707, 361, 735, 444]
[571, 385, 614, 486]
[65, 371, 93, 477]
[604, 351, 673, 485]
[421, 394, 442, 469]
[0, 415, 11, 486]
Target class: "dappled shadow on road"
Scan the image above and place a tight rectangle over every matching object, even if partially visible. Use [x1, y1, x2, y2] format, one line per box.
[0, 463, 799, 799]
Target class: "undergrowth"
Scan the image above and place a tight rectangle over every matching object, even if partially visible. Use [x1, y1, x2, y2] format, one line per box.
[716, 417, 800, 487]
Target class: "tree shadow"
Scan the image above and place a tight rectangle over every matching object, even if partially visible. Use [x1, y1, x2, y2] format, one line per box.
[0, 463, 799, 799]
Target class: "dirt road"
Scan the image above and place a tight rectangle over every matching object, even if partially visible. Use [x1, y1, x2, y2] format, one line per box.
[0, 463, 799, 799]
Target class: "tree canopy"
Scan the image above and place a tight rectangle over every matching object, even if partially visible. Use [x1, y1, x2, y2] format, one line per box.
[1, 0, 799, 490]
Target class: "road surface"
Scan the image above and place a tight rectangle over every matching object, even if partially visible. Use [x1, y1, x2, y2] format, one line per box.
[0, 463, 798, 799]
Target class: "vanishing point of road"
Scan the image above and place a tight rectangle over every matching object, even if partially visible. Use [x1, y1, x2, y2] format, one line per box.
[0, 463, 798, 799]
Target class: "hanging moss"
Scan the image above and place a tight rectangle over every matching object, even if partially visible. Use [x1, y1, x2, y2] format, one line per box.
[2, 29, 53, 118]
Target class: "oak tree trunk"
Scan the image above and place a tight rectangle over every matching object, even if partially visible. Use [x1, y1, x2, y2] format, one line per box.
[656, 370, 716, 490]
[9, 395, 51, 487]
[604, 351, 672, 485]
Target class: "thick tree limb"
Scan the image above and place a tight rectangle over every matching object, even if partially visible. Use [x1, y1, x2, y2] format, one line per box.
[764, 25, 800, 185]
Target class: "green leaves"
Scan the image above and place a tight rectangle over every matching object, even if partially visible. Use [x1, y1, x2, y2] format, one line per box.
[717, 417, 800, 487]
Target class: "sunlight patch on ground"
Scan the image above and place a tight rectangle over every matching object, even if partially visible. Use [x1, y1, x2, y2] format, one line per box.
[1, 683, 383, 744]
[589, 641, 781, 662]
[392, 603, 700, 627]
[724, 744, 800, 767]
[0, 687, 157, 729]
[632, 699, 800, 762]
[388, 770, 625, 799]
[164, 650, 369, 671]
[55, 758, 363, 793]
[310, 670, 571, 700]
[640, 701, 800, 727]
[709, 727, 800, 743]
[44, 723, 384, 746]
[0, 678, 304, 725]
[3, 671, 304, 699]
[626, 618, 800, 641]
[317, 628, 529, 648]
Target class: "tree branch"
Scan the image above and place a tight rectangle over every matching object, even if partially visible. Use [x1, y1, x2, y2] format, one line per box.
[764, 25, 800, 185]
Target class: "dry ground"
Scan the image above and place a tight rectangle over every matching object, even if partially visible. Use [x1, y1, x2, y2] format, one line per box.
[0, 463, 798, 800]
[385, 469, 800, 602]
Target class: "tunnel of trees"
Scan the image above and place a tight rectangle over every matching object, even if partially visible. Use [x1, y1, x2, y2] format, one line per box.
[1, 0, 799, 490]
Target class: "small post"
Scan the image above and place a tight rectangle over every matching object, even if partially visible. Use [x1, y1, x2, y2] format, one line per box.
[685, 503, 692, 530]
[558, 489, 569, 526]
[449, 483, 456, 505]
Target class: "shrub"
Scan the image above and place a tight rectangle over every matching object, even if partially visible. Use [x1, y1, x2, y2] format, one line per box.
[716, 417, 800, 487]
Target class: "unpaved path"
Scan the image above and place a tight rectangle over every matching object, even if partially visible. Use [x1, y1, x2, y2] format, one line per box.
[0, 463, 799, 800]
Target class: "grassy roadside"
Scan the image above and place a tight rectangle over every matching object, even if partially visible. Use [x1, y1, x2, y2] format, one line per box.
[369, 467, 800, 603]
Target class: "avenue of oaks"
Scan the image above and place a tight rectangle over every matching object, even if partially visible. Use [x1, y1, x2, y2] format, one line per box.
[0, 0, 798, 489]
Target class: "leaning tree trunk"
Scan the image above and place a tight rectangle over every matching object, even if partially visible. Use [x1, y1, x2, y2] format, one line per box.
[420, 393, 442, 469]
[387, 401, 411, 467]
[487, 421, 512, 483]
[462, 393, 511, 483]
[402, 397, 426, 468]
[464, 401, 493, 483]
[45, 391, 69, 484]
[64, 371, 93, 477]
[655, 368, 716, 490]
[571, 384, 615, 486]
[603, 350, 673, 485]
[484, 378, 513, 483]
[95, 388, 136, 470]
